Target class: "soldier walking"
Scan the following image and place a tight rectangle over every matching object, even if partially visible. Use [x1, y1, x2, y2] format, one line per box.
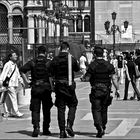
[50, 42, 80, 138]
[84, 47, 119, 138]
[20, 46, 53, 137]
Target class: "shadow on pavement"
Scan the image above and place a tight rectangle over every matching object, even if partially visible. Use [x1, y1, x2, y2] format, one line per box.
[6, 131, 97, 138]
[75, 131, 97, 138]
[6, 130, 60, 138]
[6, 130, 32, 137]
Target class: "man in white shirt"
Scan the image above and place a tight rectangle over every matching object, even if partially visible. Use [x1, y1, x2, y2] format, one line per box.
[80, 52, 88, 81]
[0, 51, 24, 117]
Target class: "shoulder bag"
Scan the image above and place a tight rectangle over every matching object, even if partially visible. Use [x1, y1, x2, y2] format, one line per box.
[3, 65, 16, 87]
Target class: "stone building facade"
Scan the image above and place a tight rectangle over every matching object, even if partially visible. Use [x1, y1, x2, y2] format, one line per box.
[1, 0, 140, 61]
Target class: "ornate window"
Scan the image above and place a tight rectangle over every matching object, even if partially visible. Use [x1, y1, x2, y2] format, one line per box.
[69, 16, 75, 32]
[84, 15, 90, 32]
[0, 4, 8, 33]
[13, 15, 23, 33]
[76, 15, 82, 32]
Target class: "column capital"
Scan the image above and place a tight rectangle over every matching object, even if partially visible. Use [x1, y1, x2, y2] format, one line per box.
[48, 17, 54, 22]
[55, 20, 60, 24]
[28, 14, 35, 19]
[38, 15, 43, 20]
[8, 15, 13, 21]
[81, 14, 85, 19]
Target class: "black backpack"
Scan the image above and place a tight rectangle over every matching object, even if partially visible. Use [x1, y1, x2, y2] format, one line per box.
[33, 56, 50, 80]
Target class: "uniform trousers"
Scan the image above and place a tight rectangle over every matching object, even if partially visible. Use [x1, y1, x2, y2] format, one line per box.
[30, 86, 53, 129]
[90, 93, 109, 130]
[55, 84, 78, 131]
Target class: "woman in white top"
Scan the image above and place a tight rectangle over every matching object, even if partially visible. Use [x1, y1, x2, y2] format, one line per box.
[80, 52, 88, 81]
[0, 51, 24, 117]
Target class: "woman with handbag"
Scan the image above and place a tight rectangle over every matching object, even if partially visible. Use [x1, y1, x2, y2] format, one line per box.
[0, 51, 24, 117]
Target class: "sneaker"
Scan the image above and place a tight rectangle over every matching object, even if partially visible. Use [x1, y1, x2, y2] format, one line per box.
[2, 113, 13, 118]
[15, 112, 24, 118]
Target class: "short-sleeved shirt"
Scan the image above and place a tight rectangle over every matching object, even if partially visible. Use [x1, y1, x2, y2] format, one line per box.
[80, 55, 87, 69]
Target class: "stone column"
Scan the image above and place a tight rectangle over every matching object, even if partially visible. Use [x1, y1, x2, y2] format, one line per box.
[42, 17, 46, 37]
[48, 18, 52, 43]
[63, 20, 67, 37]
[8, 15, 13, 44]
[46, 18, 49, 43]
[56, 20, 60, 44]
[38, 15, 42, 44]
[74, 16, 77, 32]
[42, 17, 46, 44]
[51, 19, 55, 37]
[66, 23, 69, 36]
[82, 15, 85, 33]
[28, 14, 35, 44]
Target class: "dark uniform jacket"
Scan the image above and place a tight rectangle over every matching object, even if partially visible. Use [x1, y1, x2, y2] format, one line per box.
[50, 52, 80, 98]
[86, 59, 115, 86]
[50, 52, 80, 81]
[19, 55, 52, 90]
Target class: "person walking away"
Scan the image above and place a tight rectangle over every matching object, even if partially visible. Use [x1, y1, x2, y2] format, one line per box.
[124, 53, 140, 100]
[0, 51, 24, 117]
[50, 42, 80, 138]
[117, 55, 125, 84]
[20, 46, 53, 137]
[84, 47, 119, 138]
[79, 52, 88, 81]
[135, 49, 140, 97]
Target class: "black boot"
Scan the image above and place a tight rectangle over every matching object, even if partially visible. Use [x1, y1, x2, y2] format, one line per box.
[43, 129, 51, 136]
[66, 122, 75, 137]
[32, 127, 40, 137]
[96, 126, 104, 138]
[43, 123, 51, 136]
[60, 130, 67, 138]
[102, 126, 106, 135]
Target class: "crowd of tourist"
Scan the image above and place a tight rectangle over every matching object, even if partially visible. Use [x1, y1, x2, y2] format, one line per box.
[80, 48, 140, 101]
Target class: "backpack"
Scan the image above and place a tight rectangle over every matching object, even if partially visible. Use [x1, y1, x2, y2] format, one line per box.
[33, 56, 50, 80]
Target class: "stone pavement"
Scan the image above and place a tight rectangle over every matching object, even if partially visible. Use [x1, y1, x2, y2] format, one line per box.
[0, 78, 140, 139]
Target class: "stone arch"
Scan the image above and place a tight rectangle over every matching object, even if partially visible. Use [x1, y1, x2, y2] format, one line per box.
[0, 1, 10, 13]
[12, 6, 23, 14]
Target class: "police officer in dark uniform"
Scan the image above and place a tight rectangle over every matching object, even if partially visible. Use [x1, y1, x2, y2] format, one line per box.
[20, 46, 53, 137]
[50, 42, 80, 138]
[84, 47, 119, 138]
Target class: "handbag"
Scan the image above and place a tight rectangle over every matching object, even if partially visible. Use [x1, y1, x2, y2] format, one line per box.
[134, 63, 140, 79]
[3, 65, 16, 87]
